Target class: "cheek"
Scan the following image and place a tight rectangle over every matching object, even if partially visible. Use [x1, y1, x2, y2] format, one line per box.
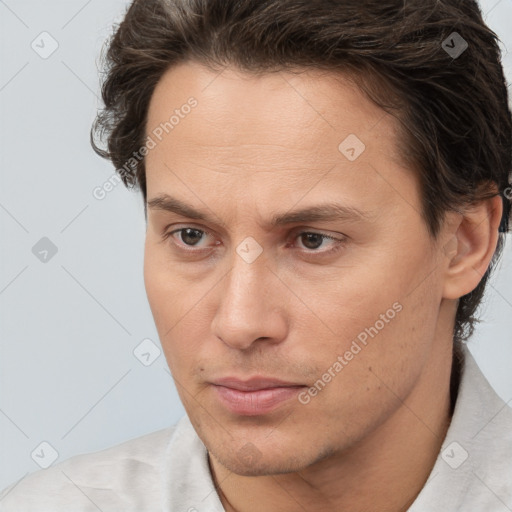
[143, 239, 216, 372]
[295, 239, 442, 394]
[143, 239, 194, 324]
[297, 292, 440, 444]
[144, 247, 171, 331]
[329, 271, 441, 407]
[283, 258, 415, 358]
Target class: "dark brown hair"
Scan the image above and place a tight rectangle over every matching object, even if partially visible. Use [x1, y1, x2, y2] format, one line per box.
[91, 0, 511, 350]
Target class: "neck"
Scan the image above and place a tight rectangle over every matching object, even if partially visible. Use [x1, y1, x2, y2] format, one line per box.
[209, 335, 457, 512]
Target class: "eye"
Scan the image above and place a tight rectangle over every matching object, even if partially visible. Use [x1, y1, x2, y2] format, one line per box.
[176, 228, 205, 246]
[165, 227, 216, 249]
[293, 231, 345, 254]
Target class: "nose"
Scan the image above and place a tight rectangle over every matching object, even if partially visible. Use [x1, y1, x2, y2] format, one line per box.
[211, 251, 288, 351]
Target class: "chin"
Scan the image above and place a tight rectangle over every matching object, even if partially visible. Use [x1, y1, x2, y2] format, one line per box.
[209, 442, 323, 477]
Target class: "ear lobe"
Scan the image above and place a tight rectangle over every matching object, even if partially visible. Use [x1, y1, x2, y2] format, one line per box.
[442, 195, 503, 300]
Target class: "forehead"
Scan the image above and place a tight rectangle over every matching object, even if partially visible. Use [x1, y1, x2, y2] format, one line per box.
[145, 61, 402, 169]
[143, 61, 417, 223]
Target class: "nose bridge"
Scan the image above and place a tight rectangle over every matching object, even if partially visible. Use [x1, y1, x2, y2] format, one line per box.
[211, 248, 287, 349]
[220, 252, 269, 323]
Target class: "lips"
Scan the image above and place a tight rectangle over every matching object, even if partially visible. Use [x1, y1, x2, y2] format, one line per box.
[210, 376, 306, 415]
[212, 376, 304, 390]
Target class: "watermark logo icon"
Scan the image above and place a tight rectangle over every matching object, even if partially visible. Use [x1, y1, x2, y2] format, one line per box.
[31, 441, 59, 469]
[32, 237, 58, 263]
[237, 442, 262, 466]
[441, 441, 468, 469]
[442, 32, 468, 59]
[31, 32, 59, 59]
[133, 338, 161, 366]
[338, 134, 366, 161]
[236, 237, 263, 264]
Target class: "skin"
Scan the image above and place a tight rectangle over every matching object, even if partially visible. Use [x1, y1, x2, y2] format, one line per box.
[143, 61, 502, 511]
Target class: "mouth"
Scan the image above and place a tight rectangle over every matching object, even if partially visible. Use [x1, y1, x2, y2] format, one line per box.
[210, 377, 307, 416]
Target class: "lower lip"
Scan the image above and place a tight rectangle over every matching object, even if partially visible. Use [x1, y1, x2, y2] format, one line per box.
[212, 385, 305, 416]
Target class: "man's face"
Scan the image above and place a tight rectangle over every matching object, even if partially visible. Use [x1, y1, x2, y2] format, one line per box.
[143, 61, 451, 475]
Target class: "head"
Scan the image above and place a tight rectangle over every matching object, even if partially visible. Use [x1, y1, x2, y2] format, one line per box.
[91, 0, 511, 476]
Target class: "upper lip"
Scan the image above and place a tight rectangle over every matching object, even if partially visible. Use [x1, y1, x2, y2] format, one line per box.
[211, 377, 305, 391]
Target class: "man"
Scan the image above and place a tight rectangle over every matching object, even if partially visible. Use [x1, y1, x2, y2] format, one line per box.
[1, 0, 511, 510]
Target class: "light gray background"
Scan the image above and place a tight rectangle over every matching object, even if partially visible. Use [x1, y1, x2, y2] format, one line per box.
[1, 0, 511, 491]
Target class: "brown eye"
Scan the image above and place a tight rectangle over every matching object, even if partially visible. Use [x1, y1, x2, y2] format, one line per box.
[179, 228, 204, 246]
[292, 231, 347, 257]
[300, 232, 325, 250]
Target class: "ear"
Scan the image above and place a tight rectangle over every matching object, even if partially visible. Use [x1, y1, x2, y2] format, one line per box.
[442, 193, 503, 300]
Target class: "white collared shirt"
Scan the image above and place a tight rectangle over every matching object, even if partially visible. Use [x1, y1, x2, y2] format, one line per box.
[1, 345, 511, 511]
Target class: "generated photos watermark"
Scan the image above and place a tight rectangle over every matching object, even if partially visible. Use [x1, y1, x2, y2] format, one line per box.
[298, 301, 403, 404]
[92, 97, 198, 200]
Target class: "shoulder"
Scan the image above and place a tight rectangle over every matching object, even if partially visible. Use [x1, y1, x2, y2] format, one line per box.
[0, 426, 176, 512]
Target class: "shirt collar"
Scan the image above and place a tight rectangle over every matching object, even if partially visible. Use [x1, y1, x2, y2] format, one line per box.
[162, 414, 224, 512]
[410, 343, 512, 510]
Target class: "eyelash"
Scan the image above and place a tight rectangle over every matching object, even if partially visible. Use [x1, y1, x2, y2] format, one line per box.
[161, 226, 346, 257]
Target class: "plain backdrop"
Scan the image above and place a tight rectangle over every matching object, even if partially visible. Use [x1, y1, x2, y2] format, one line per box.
[1, 0, 511, 491]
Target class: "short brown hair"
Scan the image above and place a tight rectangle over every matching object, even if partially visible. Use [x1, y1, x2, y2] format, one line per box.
[91, 0, 512, 349]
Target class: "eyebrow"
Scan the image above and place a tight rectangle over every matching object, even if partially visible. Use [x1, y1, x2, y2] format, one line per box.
[147, 194, 372, 228]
